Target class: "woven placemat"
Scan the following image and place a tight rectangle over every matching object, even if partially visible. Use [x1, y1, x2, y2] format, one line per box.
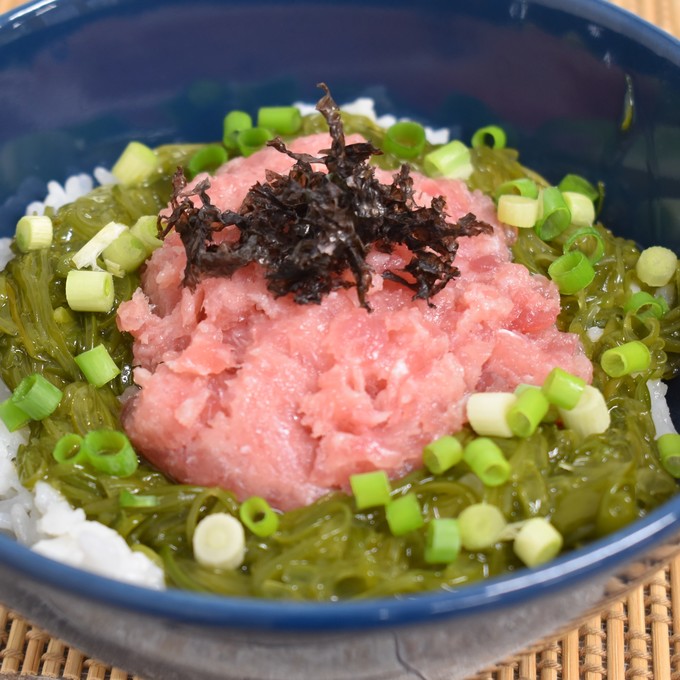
[0, 0, 679, 679]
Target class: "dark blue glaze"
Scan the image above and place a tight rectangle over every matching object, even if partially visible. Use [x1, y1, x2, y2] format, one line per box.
[0, 0, 679, 631]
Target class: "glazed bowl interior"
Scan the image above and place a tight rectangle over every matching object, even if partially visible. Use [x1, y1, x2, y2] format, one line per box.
[1, 0, 680, 633]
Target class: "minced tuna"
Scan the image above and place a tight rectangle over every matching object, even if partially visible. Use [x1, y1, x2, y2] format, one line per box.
[117, 133, 592, 511]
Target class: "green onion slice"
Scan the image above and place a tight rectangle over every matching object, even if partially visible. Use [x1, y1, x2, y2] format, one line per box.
[239, 496, 280, 537]
[423, 140, 472, 179]
[102, 230, 148, 275]
[657, 433, 680, 478]
[497, 195, 539, 229]
[82, 429, 139, 477]
[463, 438, 511, 487]
[187, 144, 229, 179]
[623, 291, 669, 319]
[11, 373, 62, 420]
[562, 227, 605, 264]
[471, 125, 507, 149]
[74, 344, 121, 388]
[557, 173, 599, 202]
[237, 127, 273, 157]
[15, 215, 53, 253]
[111, 141, 159, 186]
[223, 110, 253, 151]
[0, 399, 30, 432]
[494, 178, 539, 201]
[257, 106, 302, 136]
[600, 341, 651, 378]
[507, 386, 550, 438]
[458, 503, 507, 551]
[349, 470, 391, 509]
[65, 270, 115, 313]
[548, 251, 596, 295]
[535, 187, 571, 241]
[383, 121, 427, 160]
[513, 517, 563, 567]
[636, 246, 678, 287]
[423, 435, 463, 474]
[542, 367, 586, 410]
[424, 518, 461, 564]
[53, 433, 86, 465]
[385, 493, 424, 536]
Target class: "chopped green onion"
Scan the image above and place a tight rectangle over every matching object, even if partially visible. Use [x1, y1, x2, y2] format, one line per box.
[102, 229, 147, 275]
[636, 246, 678, 287]
[385, 493, 424, 536]
[223, 110, 253, 151]
[11, 373, 62, 420]
[562, 191, 596, 228]
[507, 387, 550, 438]
[513, 517, 563, 567]
[239, 496, 280, 537]
[257, 106, 302, 136]
[423, 435, 463, 474]
[657, 433, 680, 478]
[497, 195, 539, 229]
[423, 140, 472, 179]
[53, 306, 76, 326]
[187, 144, 228, 179]
[558, 385, 610, 438]
[466, 392, 516, 438]
[471, 125, 506, 149]
[237, 127, 273, 157]
[383, 121, 427, 159]
[82, 429, 139, 477]
[562, 226, 605, 264]
[458, 503, 507, 551]
[192, 512, 245, 570]
[557, 174, 599, 202]
[71, 221, 127, 270]
[65, 270, 115, 313]
[548, 251, 596, 295]
[535, 187, 571, 240]
[119, 489, 160, 508]
[0, 398, 30, 432]
[15, 215, 53, 252]
[542, 367, 586, 410]
[350, 470, 392, 509]
[623, 291, 669, 319]
[74, 344, 121, 387]
[424, 518, 461, 564]
[52, 433, 86, 465]
[463, 438, 511, 487]
[130, 215, 163, 255]
[600, 341, 651, 377]
[495, 178, 539, 201]
[111, 141, 159, 186]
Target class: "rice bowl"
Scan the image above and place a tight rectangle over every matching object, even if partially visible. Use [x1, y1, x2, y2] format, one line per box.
[1, 0, 680, 678]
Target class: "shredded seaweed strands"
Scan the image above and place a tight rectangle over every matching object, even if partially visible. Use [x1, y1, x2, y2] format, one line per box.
[160, 84, 493, 309]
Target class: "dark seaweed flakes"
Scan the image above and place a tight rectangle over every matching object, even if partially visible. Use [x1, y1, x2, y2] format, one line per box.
[160, 83, 493, 310]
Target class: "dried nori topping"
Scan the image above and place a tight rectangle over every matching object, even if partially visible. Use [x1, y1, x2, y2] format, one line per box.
[160, 83, 493, 310]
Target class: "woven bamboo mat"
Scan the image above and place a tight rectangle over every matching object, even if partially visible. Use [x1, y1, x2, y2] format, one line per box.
[0, 0, 679, 679]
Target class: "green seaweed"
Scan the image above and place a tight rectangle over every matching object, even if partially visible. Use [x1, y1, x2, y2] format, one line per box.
[0, 118, 678, 599]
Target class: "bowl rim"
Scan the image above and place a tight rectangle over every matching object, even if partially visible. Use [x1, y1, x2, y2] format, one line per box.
[0, 0, 680, 632]
[1, 497, 679, 630]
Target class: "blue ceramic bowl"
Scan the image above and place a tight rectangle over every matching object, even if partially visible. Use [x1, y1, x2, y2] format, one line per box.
[1, 1, 680, 678]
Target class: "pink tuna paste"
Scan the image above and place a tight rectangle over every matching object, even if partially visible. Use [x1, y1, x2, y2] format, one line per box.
[117, 133, 592, 511]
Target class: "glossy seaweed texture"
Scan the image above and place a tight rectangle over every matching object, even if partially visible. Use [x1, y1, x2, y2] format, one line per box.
[1, 0, 680, 634]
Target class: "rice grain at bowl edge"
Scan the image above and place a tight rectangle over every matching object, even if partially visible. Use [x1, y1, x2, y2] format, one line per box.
[117, 132, 592, 511]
